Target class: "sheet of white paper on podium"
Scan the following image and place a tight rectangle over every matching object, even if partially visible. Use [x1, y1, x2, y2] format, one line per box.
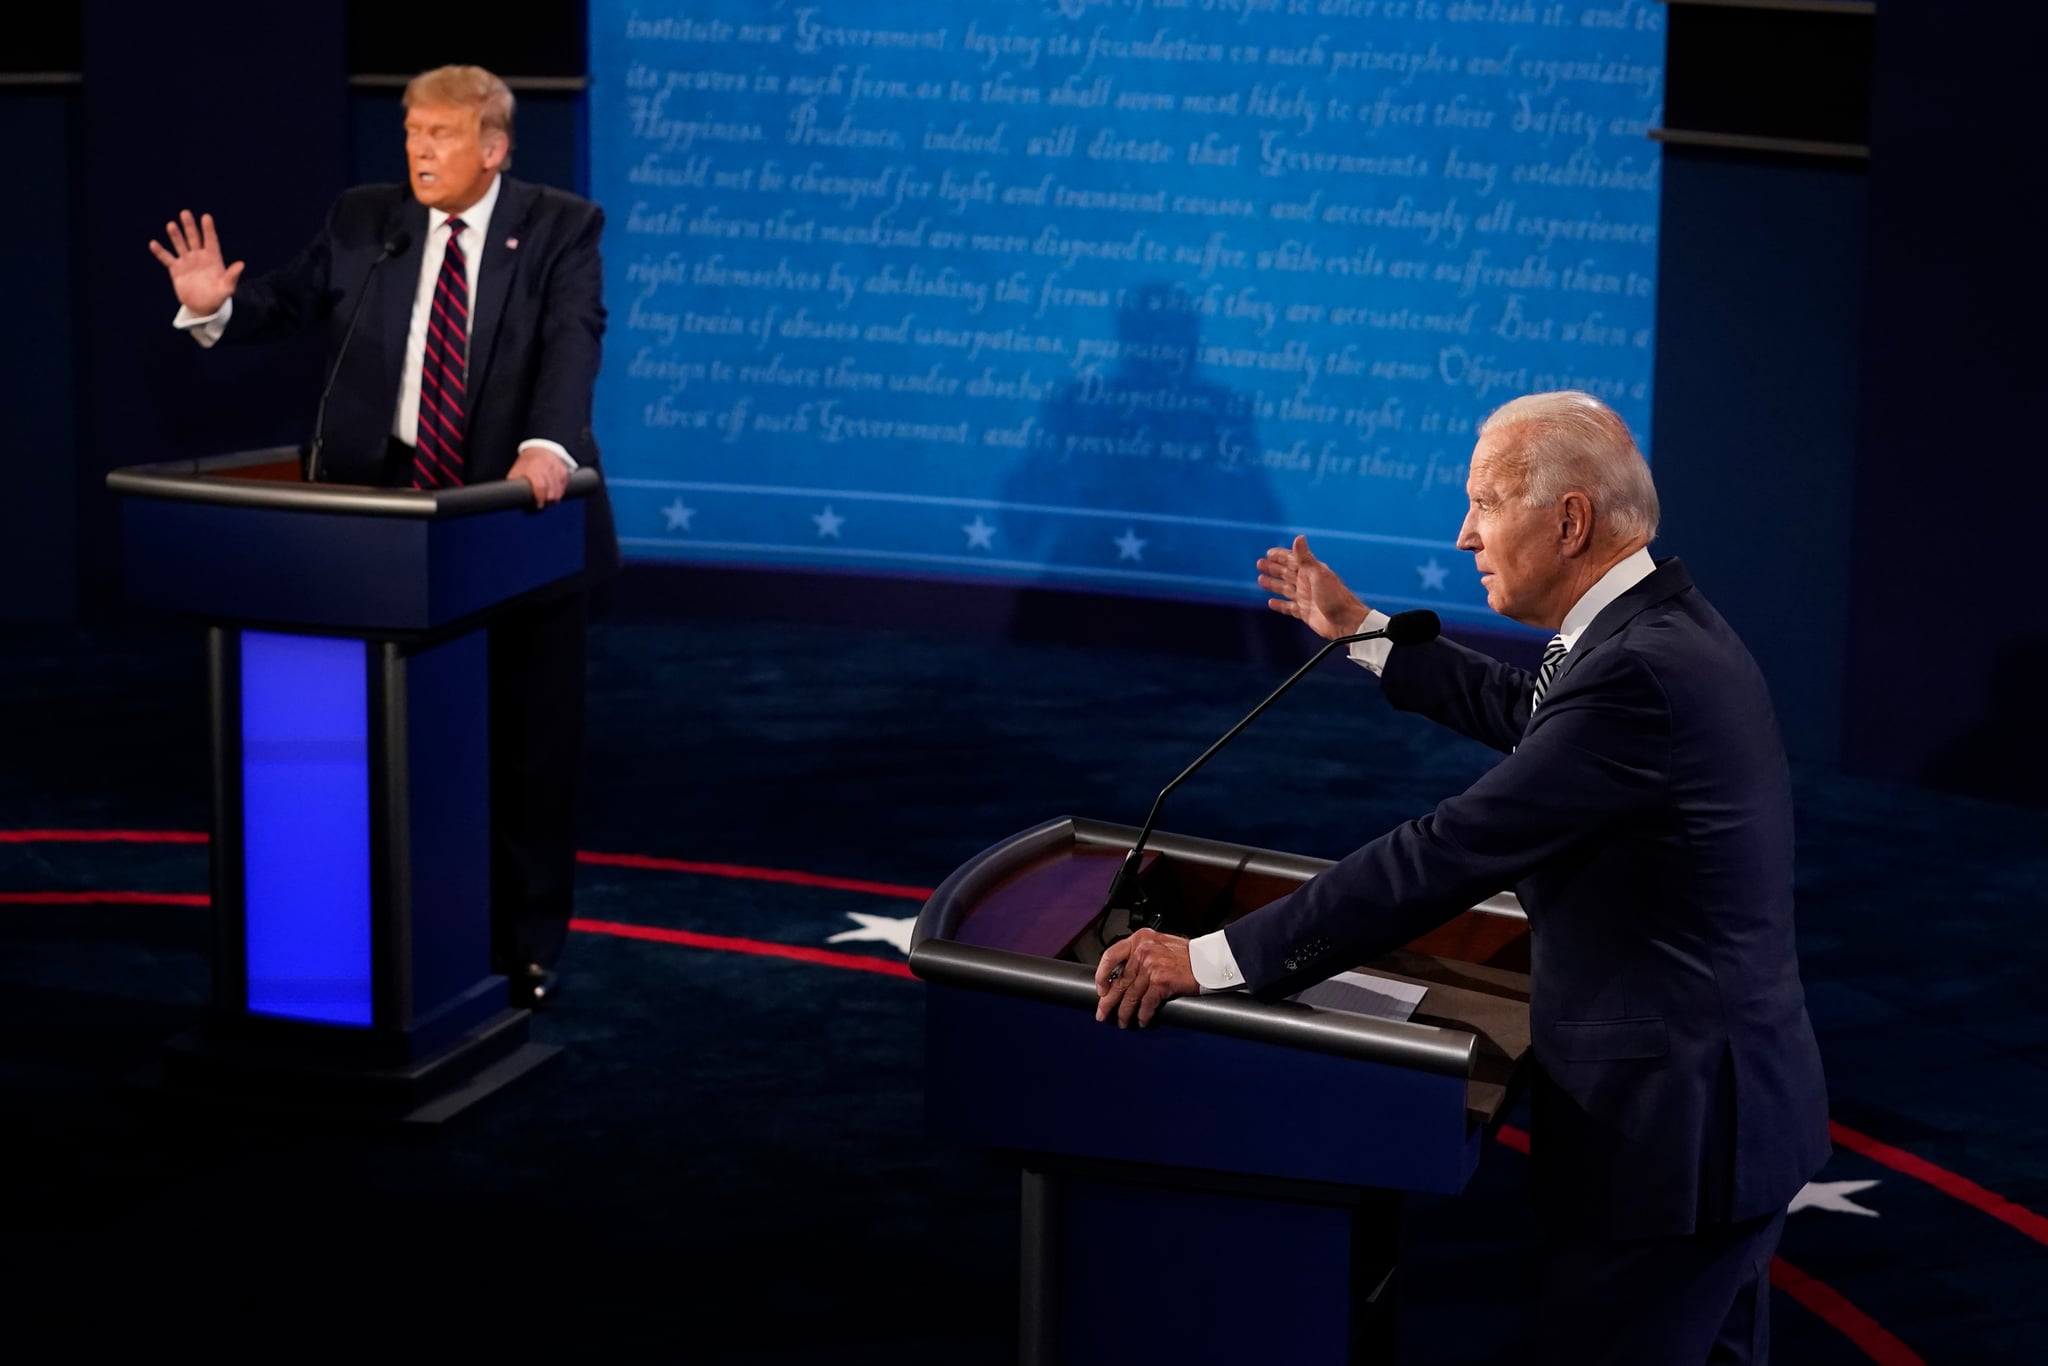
[1292, 971, 1429, 1023]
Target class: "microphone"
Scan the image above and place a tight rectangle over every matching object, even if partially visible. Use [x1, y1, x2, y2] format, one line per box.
[305, 230, 413, 484]
[1100, 609, 1442, 938]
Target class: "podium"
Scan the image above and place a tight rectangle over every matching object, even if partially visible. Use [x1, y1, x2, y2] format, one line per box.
[106, 447, 601, 1123]
[910, 817, 1533, 1365]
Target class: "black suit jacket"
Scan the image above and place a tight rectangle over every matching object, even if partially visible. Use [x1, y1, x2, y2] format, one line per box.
[1225, 559, 1830, 1239]
[222, 176, 619, 579]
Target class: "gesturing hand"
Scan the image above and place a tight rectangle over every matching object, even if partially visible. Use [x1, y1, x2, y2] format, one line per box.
[1256, 534, 1370, 642]
[148, 211, 245, 318]
[1094, 929, 1198, 1029]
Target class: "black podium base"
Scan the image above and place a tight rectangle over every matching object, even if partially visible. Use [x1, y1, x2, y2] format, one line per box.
[134, 1008, 559, 1129]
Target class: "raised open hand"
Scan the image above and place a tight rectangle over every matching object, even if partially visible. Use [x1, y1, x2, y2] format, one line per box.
[1256, 534, 1370, 641]
[148, 211, 245, 317]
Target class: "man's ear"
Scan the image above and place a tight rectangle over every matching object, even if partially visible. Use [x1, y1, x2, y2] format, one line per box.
[482, 130, 511, 171]
[1559, 492, 1595, 557]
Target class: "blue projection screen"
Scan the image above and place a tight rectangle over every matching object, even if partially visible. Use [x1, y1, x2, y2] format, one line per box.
[590, 0, 1663, 621]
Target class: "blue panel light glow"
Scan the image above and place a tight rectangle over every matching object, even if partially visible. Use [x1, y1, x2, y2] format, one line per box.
[240, 631, 373, 1026]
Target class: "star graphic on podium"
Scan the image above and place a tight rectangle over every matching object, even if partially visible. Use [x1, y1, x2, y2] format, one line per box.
[826, 913, 916, 956]
[1113, 528, 1147, 563]
[1788, 1179, 1881, 1218]
[962, 515, 997, 550]
[662, 498, 696, 533]
[1416, 557, 1449, 592]
[813, 505, 846, 539]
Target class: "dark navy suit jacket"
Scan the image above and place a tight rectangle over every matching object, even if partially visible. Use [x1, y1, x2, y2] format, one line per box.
[1224, 559, 1830, 1239]
[221, 176, 619, 579]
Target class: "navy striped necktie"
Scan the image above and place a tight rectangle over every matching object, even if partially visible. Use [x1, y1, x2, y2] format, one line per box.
[1530, 633, 1568, 715]
[412, 216, 470, 488]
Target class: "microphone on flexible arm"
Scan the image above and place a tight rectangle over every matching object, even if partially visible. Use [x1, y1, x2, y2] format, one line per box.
[1099, 608, 1443, 942]
[305, 230, 413, 484]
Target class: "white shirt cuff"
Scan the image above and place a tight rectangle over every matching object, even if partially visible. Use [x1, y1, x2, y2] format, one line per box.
[520, 439, 578, 470]
[173, 299, 232, 348]
[1189, 930, 1246, 992]
[1346, 608, 1396, 675]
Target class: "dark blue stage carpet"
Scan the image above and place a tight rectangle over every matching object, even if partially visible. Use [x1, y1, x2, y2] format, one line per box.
[2, 613, 2043, 1362]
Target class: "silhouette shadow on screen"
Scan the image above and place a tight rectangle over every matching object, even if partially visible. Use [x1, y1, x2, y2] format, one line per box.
[999, 280, 1295, 659]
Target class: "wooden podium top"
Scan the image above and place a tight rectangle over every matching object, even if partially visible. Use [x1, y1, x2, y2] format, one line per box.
[912, 817, 1532, 1128]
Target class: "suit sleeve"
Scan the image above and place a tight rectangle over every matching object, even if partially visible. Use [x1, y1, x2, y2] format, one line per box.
[1226, 644, 1670, 998]
[1378, 635, 1539, 754]
[522, 203, 606, 461]
[218, 198, 344, 344]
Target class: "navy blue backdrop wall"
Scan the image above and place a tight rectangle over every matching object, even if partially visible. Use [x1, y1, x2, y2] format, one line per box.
[10, 1, 2037, 806]
[1648, 0, 1872, 775]
[74, 2, 349, 613]
[1840, 0, 2045, 802]
[2, 72, 78, 624]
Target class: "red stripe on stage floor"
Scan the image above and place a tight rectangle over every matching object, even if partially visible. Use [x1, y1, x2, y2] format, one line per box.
[575, 850, 933, 902]
[0, 890, 208, 906]
[0, 831, 933, 902]
[1770, 1257, 1927, 1366]
[0, 829, 207, 845]
[569, 917, 916, 979]
[1829, 1120, 2048, 1248]
[0, 891, 913, 975]
[1494, 1122, 1530, 1154]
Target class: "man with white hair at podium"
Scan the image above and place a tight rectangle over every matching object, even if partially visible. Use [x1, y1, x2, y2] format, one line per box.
[1094, 390, 1829, 1365]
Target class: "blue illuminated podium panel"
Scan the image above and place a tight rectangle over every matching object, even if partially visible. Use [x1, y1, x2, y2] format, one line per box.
[911, 817, 1532, 1365]
[239, 630, 374, 1025]
[107, 449, 599, 1122]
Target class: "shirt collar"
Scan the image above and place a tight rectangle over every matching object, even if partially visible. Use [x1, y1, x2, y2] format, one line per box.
[1557, 546, 1656, 650]
[430, 172, 503, 242]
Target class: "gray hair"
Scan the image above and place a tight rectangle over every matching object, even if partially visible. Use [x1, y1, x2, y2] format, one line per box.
[1478, 391, 1660, 544]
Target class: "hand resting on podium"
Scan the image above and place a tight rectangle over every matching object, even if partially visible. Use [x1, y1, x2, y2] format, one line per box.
[510, 444, 570, 507]
[1094, 928, 1197, 1029]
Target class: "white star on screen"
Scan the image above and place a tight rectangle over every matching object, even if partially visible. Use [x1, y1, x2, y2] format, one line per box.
[962, 515, 997, 550]
[662, 498, 696, 533]
[1113, 528, 1147, 562]
[813, 505, 846, 539]
[826, 913, 917, 956]
[1788, 1179, 1881, 1218]
[1416, 557, 1449, 592]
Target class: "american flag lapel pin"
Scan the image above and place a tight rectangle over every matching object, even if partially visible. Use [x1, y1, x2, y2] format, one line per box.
[505, 237, 519, 250]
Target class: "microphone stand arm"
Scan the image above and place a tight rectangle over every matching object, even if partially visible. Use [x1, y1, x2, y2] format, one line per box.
[1103, 626, 1382, 930]
[306, 244, 397, 485]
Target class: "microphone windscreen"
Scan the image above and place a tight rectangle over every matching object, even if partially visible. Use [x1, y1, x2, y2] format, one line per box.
[1384, 609, 1442, 647]
[381, 231, 414, 259]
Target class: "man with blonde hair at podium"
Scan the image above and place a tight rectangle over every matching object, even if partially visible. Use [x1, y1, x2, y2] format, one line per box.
[149, 64, 619, 1011]
[1095, 390, 1829, 1364]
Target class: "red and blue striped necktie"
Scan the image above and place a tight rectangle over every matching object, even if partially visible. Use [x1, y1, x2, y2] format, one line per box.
[412, 216, 470, 488]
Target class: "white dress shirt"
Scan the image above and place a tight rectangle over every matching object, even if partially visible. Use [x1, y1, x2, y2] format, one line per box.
[174, 173, 573, 471]
[1186, 546, 1658, 992]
